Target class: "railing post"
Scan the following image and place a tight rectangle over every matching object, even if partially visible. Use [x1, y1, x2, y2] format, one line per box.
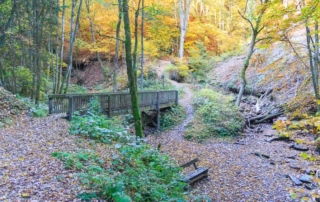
[156, 91, 160, 131]
[68, 96, 74, 121]
[108, 94, 112, 117]
[175, 90, 179, 105]
[48, 98, 53, 114]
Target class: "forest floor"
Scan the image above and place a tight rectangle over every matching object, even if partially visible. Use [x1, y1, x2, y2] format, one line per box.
[148, 60, 317, 201]
[0, 59, 318, 201]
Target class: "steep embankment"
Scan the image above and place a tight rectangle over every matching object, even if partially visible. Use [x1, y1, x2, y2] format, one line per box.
[211, 28, 313, 113]
[0, 87, 27, 126]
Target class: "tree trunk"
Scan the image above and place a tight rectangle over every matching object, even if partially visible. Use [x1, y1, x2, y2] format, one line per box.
[85, 0, 107, 80]
[306, 21, 320, 112]
[236, 33, 256, 106]
[314, 22, 320, 112]
[57, 0, 66, 94]
[123, 0, 143, 138]
[60, 0, 83, 94]
[178, 0, 191, 60]
[113, 0, 123, 92]
[65, 0, 83, 94]
[133, 0, 142, 73]
[140, 0, 144, 89]
[236, 1, 268, 106]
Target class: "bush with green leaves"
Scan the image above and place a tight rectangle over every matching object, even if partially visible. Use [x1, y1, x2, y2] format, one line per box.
[69, 98, 128, 144]
[52, 143, 187, 201]
[188, 41, 215, 82]
[165, 64, 190, 82]
[69, 114, 129, 144]
[185, 89, 244, 141]
[161, 105, 186, 130]
[16, 96, 48, 117]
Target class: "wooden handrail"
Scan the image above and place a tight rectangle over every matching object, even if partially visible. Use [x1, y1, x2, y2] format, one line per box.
[48, 90, 178, 124]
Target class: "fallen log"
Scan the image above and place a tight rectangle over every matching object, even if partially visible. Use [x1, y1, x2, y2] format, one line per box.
[267, 136, 291, 143]
[248, 111, 284, 124]
[253, 152, 270, 159]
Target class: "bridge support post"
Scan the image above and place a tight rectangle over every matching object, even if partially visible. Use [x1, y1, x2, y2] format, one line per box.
[68, 96, 74, 121]
[175, 90, 179, 105]
[108, 95, 112, 117]
[49, 98, 53, 114]
[156, 91, 160, 131]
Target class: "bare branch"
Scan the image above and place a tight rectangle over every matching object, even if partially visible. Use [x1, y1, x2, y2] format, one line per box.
[283, 35, 309, 69]
[96, 30, 125, 42]
[238, 10, 254, 31]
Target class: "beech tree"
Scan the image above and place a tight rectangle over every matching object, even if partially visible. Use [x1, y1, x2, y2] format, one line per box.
[236, 0, 269, 106]
[60, 0, 83, 94]
[122, 0, 143, 137]
[178, 0, 191, 60]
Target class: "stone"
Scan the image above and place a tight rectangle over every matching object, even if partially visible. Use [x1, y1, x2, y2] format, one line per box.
[289, 164, 301, 170]
[305, 183, 317, 190]
[289, 175, 303, 186]
[289, 144, 309, 151]
[299, 174, 313, 183]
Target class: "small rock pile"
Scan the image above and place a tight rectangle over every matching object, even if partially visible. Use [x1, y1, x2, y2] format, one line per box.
[0, 87, 26, 126]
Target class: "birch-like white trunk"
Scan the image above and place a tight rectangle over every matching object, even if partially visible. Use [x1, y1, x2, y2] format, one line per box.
[178, 0, 191, 60]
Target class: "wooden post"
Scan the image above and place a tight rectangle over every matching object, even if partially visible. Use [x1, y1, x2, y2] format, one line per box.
[49, 98, 53, 114]
[68, 96, 74, 121]
[156, 91, 160, 131]
[108, 94, 112, 117]
[175, 90, 179, 105]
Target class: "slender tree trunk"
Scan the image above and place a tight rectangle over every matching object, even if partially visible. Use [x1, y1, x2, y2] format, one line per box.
[133, 0, 142, 73]
[85, 0, 107, 79]
[123, 0, 143, 137]
[178, 0, 191, 61]
[140, 0, 144, 89]
[113, 0, 123, 92]
[314, 22, 320, 112]
[64, 0, 83, 94]
[236, 33, 256, 106]
[57, 0, 66, 94]
[0, 0, 15, 48]
[306, 21, 320, 112]
[236, 1, 268, 106]
[60, 0, 83, 94]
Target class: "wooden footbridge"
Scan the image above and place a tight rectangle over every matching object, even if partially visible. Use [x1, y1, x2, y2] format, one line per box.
[48, 90, 178, 129]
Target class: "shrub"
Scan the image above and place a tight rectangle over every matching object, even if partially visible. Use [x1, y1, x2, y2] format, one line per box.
[187, 41, 214, 82]
[53, 144, 187, 201]
[17, 96, 48, 117]
[185, 89, 244, 141]
[165, 64, 190, 82]
[69, 98, 128, 144]
[161, 105, 186, 130]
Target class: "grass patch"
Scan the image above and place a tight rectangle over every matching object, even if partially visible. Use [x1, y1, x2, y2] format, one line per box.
[185, 89, 244, 142]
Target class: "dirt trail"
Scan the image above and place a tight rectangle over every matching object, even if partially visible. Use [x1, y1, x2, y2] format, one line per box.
[154, 60, 194, 136]
[147, 59, 315, 201]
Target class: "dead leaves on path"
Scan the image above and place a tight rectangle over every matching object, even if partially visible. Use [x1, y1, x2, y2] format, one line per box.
[0, 115, 115, 201]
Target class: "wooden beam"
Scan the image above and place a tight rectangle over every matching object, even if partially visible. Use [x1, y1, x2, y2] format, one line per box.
[156, 91, 160, 131]
[68, 96, 74, 121]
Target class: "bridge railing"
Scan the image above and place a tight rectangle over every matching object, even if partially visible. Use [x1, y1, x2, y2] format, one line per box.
[48, 90, 178, 120]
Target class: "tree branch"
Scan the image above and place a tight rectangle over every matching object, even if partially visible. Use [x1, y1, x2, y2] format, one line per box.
[238, 10, 254, 31]
[96, 30, 125, 42]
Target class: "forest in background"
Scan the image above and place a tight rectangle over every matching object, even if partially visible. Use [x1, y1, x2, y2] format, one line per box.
[1, 0, 320, 118]
[1, 0, 320, 201]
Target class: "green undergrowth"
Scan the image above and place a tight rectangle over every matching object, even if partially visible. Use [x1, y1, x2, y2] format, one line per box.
[53, 98, 191, 201]
[185, 89, 244, 142]
[160, 105, 187, 131]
